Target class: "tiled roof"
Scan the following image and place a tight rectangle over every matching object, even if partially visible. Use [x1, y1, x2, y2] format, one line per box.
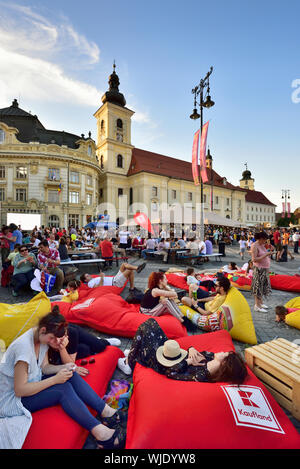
[245, 189, 276, 206]
[128, 147, 244, 191]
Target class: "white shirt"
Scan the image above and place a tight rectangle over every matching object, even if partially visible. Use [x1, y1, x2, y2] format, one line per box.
[199, 241, 206, 255]
[239, 240, 247, 249]
[292, 233, 300, 242]
[32, 239, 41, 247]
[88, 276, 113, 288]
[0, 329, 48, 448]
[186, 275, 199, 285]
[119, 231, 130, 244]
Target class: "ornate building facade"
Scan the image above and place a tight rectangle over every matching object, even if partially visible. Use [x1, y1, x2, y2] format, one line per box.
[0, 99, 101, 228]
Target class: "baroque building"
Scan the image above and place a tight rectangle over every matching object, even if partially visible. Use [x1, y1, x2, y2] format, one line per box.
[0, 99, 101, 228]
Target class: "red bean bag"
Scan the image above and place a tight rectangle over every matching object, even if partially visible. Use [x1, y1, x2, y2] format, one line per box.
[126, 330, 300, 449]
[270, 274, 300, 293]
[77, 276, 126, 300]
[22, 346, 123, 449]
[166, 273, 209, 292]
[52, 290, 187, 339]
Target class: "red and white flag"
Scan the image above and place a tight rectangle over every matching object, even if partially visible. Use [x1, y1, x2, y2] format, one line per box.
[282, 202, 286, 218]
[134, 212, 155, 235]
[200, 121, 209, 183]
[287, 202, 291, 218]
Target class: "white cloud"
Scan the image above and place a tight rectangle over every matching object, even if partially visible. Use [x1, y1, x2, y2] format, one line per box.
[0, 2, 102, 107]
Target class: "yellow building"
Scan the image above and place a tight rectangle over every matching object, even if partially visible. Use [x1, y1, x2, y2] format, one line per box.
[0, 99, 101, 228]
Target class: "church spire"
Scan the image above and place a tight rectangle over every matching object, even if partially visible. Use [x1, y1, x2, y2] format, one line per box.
[101, 62, 126, 107]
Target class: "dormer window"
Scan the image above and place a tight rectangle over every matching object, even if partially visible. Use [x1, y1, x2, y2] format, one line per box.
[87, 145, 92, 156]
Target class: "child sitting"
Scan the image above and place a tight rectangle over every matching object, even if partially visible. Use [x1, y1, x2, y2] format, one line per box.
[50, 279, 81, 303]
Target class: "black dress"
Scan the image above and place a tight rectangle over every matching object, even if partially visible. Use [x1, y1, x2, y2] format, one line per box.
[128, 318, 214, 382]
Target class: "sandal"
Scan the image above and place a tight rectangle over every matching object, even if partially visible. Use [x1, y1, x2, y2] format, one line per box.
[101, 409, 127, 428]
[96, 426, 126, 449]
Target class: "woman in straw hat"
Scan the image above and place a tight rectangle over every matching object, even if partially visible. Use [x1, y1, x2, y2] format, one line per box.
[118, 318, 247, 384]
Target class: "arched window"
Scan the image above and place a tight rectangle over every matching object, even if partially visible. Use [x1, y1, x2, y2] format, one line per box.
[117, 119, 123, 129]
[101, 120, 105, 131]
[100, 155, 104, 169]
[87, 145, 92, 156]
[117, 154, 123, 168]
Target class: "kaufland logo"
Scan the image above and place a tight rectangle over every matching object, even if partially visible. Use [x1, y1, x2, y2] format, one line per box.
[222, 385, 285, 434]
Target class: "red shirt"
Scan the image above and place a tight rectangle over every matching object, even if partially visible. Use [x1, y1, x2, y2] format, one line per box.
[273, 231, 280, 244]
[100, 239, 113, 257]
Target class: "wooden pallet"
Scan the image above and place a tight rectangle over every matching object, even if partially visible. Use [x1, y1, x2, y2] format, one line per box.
[245, 338, 300, 421]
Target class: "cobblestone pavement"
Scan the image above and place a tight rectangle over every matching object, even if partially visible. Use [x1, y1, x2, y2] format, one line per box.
[1, 243, 300, 445]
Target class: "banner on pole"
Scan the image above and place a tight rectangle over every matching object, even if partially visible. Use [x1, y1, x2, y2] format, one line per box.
[200, 121, 209, 183]
[192, 129, 200, 186]
[282, 202, 285, 218]
[287, 202, 291, 218]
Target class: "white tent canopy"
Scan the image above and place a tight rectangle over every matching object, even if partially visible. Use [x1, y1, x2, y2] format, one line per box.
[121, 211, 243, 228]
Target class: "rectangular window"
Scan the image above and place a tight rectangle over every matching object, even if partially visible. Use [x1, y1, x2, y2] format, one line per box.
[48, 168, 60, 181]
[48, 190, 59, 203]
[68, 214, 79, 227]
[0, 188, 4, 201]
[203, 194, 207, 203]
[226, 198, 230, 206]
[86, 194, 92, 206]
[172, 190, 176, 199]
[0, 129, 5, 144]
[118, 188, 123, 197]
[188, 192, 192, 201]
[215, 196, 219, 205]
[99, 188, 103, 198]
[16, 188, 26, 201]
[16, 166, 27, 179]
[0, 166, 5, 179]
[152, 186, 158, 197]
[70, 171, 79, 184]
[69, 191, 79, 203]
[86, 175, 92, 186]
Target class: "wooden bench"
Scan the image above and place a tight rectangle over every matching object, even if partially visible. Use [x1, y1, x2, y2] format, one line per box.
[245, 338, 300, 421]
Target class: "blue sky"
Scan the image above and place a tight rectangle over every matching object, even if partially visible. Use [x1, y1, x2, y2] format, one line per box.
[0, 0, 299, 211]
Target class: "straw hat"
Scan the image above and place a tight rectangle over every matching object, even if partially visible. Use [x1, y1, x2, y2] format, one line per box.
[156, 340, 188, 367]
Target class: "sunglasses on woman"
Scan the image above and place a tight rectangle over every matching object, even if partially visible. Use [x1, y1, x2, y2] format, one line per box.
[20, 248, 28, 252]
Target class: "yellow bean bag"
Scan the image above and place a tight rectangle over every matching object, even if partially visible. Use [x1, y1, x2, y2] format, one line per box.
[179, 286, 257, 345]
[284, 297, 300, 330]
[0, 292, 51, 348]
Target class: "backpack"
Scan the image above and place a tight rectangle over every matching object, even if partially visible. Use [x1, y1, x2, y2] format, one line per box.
[125, 288, 144, 304]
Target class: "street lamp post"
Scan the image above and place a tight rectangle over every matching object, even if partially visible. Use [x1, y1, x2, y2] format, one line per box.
[190, 66, 215, 241]
[282, 189, 291, 221]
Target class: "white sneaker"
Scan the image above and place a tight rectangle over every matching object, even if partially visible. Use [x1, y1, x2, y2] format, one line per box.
[106, 338, 121, 346]
[254, 306, 267, 313]
[261, 304, 269, 309]
[117, 357, 132, 375]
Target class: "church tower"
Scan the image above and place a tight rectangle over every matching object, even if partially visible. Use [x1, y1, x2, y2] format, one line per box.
[239, 163, 255, 190]
[94, 63, 134, 175]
